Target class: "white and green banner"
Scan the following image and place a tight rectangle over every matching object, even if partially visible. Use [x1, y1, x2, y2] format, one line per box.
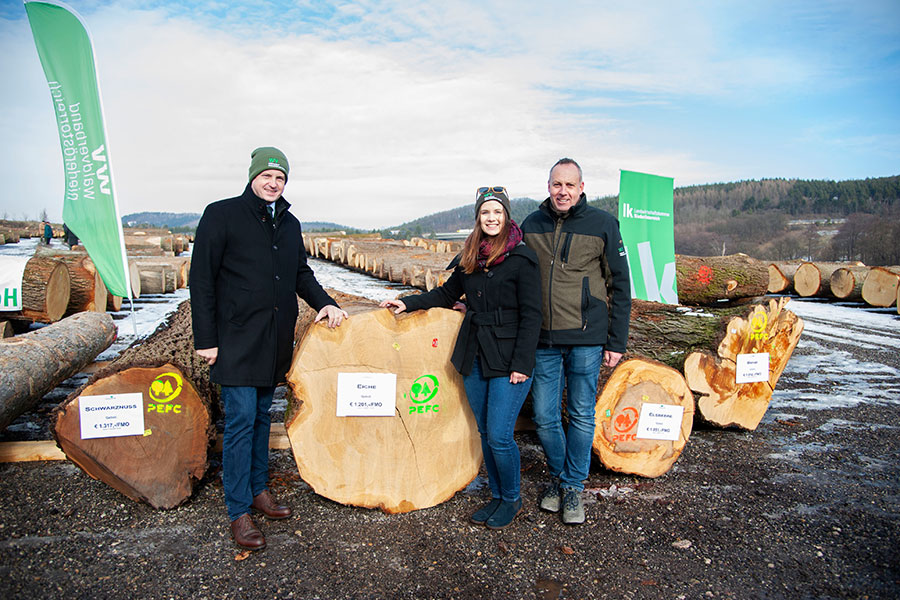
[24, 0, 131, 298]
[618, 170, 678, 304]
[0, 256, 30, 312]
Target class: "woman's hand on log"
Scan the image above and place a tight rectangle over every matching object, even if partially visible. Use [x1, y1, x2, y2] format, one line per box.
[315, 305, 349, 328]
[452, 301, 467, 314]
[196, 347, 218, 365]
[379, 299, 407, 314]
[509, 371, 529, 384]
[603, 350, 623, 368]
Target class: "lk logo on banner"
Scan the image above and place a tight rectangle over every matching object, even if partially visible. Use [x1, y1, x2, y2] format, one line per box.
[618, 170, 678, 304]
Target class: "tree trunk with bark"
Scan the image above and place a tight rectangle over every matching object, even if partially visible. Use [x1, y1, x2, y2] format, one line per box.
[861, 266, 900, 307]
[829, 266, 870, 301]
[593, 358, 694, 478]
[0, 312, 115, 432]
[1, 255, 71, 323]
[285, 302, 481, 513]
[675, 254, 769, 305]
[53, 300, 216, 509]
[683, 297, 804, 430]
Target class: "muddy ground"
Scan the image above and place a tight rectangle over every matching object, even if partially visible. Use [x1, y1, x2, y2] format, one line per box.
[1, 293, 898, 599]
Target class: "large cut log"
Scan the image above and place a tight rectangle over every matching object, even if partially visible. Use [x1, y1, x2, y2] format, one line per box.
[53, 300, 215, 509]
[0, 312, 116, 432]
[829, 266, 870, 301]
[675, 254, 769, 305]
[794, 262, 859, 297]
[768, 262, 801, 294]
[593, 358, 694, 478]
[683, 297, 804, 430]
[285, 304, 481, 513]
[1, 255, 71, 323]
[34, 247, 108, 314]
[861, 266, 900, 307]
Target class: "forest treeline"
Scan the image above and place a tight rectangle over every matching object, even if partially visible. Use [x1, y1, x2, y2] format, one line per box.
[391, 175, 900, 266]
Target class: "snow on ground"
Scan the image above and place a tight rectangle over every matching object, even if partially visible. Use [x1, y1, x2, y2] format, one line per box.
[769, 298, 900, 413]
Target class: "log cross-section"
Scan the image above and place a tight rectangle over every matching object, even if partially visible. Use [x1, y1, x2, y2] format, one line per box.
[53, 301, 216, 509]
[593, 358, 694, 478]
[285, 305, 481, 513]
[683, 297, 804, 430]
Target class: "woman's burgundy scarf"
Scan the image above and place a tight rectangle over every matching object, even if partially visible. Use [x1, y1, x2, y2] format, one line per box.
[476, 220, 523, 269]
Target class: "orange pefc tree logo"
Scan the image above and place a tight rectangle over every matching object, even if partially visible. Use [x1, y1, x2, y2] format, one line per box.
[611, 406, 639, 442]
[404, 374, 440, 414]
[147, 372, 184, 415]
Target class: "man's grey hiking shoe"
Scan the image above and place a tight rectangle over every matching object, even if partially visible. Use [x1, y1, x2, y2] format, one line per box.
[561, 489, 585, 525]
[539, 480, 561, 513]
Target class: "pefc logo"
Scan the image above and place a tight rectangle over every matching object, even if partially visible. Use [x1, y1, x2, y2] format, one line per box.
[148, 372, 184, 415]
[409, 375, 439, 403]
[750, 311, 768, 341]
[405, 374, 440, 415]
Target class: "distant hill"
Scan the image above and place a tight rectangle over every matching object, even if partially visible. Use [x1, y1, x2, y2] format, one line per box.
[122, 212, 352, 233]
[122, 212, 201, 229]
[389, 198, 541, 237]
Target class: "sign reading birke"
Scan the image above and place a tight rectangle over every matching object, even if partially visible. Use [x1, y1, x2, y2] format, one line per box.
[24, 0, 131, 298]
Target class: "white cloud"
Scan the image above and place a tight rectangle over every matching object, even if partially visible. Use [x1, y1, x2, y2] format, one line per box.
[0, 1, 897, 228]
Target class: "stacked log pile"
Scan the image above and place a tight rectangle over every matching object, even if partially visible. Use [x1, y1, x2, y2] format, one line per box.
[769, 260, 898, 309]
[304, 234, 456, 291]
[123, 228, 189, 257]
[130, 256, 190, 296]
[34, 247, 108, 315]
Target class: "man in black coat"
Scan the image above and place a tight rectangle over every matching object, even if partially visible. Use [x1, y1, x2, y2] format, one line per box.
[190, 147, 348, 551]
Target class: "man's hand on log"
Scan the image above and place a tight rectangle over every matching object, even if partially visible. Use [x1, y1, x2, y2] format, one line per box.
[379, 299, 407, 314]
[197, 347, 218, 365]
[509, 371, 529, 384]
[603, 350, 623, 368]
[315, 305, 349, 328]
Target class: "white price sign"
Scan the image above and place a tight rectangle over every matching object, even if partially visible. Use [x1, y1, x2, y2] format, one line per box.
[79, 393, 144, 439]
[735, 352, 770, 384]
[336, 373, 397, 417]
[636, 403, 684, 441]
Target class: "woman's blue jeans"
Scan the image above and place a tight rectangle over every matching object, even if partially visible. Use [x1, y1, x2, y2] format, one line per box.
[221, 385, 275, 521]
[530, 344, 603, 492]
[462, 357, 532, 502]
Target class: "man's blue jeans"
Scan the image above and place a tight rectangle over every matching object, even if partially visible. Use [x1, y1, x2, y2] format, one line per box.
[531, 345, 604, 492]
[221, 385, 275, 521]
[462, 357, 532, 502]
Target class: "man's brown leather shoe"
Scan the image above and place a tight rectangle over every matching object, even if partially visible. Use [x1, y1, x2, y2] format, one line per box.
[231, 514, 266, 551]
[251, 489, 292, 520]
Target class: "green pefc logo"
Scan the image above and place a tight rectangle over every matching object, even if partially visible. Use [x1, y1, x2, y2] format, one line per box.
[404, 374, 440, 414]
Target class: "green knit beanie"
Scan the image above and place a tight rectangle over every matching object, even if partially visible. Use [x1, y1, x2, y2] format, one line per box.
[248, 146, 289, 182]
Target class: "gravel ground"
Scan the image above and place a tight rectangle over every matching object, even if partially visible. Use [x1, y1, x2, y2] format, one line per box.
[1, 288, 898, 599]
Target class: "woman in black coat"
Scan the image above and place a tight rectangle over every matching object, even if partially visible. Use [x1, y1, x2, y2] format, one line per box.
[381, 187, 541, 529]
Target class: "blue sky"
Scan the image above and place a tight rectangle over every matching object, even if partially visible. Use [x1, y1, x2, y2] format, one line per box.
[1, 0, 898, 228]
